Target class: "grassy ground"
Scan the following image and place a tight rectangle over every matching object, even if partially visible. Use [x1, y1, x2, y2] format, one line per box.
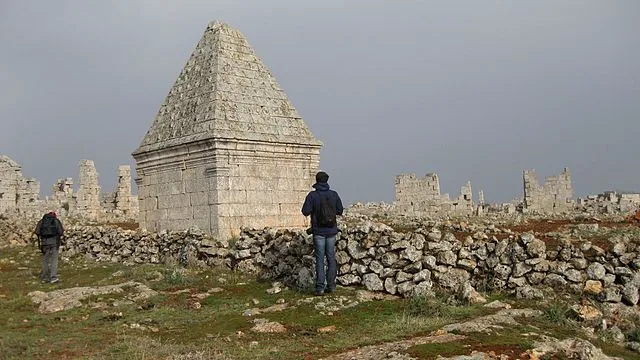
[0, 246, 638, 359]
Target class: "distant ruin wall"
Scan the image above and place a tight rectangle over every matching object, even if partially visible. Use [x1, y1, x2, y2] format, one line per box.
[578, 191, 640, 215]
[395, 173, 474, 215]
[0, 155, 138, 221]
[0, 155, 40, 216]
[523, 168, 573, 214]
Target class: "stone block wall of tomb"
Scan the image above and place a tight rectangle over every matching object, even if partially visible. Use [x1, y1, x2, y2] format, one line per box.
[135, 140, 320, 240]
[523, 168, 573, 214]
[135, 145, 210, 234]
[212, 140, 319, 240]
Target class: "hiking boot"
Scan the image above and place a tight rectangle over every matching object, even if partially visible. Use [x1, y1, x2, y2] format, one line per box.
[314, 290, 324, 296]
[50, 278, 59, 284]
[325, 287, 336, 294]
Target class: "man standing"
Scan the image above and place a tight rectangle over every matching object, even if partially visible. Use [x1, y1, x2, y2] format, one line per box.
[302, 171, 344, 296]
[35, 211, 64, 284]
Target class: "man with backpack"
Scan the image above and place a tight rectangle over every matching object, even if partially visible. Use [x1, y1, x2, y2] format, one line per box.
[302, 171, 344, 296]
[34, 211, 64, 284]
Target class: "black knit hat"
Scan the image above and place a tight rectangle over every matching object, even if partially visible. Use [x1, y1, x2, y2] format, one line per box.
[315, 171, 329, 183]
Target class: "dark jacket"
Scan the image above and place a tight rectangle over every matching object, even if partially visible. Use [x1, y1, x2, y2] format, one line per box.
[35, 214, 64, 247]
[301, 182, 344, 236]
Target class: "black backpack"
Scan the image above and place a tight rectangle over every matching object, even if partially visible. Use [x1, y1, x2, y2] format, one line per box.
[317, 193, 337, 228]
[39, 215, 59, 237]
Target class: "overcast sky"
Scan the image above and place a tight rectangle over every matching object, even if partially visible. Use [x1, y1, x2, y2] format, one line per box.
[1, 1, 638, 205]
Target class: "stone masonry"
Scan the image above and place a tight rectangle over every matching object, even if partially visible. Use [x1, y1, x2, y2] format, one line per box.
[75, 160, 101, 220]
[0, 155, 139, 220]
[132, 22, 321, 240]
[395, 173, 474, 215]
[115, 165, 134, 216]
[395, 173, 445, 214]
[577, 191, 640, 215]
[523, 168, 573, 214]
[0, 155, 40, 215]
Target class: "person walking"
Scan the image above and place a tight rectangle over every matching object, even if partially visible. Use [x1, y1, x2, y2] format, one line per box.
[302, 171, 344, 296]
[35, 211, 64, 284]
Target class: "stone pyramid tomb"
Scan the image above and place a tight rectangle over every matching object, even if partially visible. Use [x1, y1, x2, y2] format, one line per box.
[133, 21, 321, 239]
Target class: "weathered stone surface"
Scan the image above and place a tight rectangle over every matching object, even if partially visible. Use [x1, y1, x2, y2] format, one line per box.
[587, 263, 607, 280]
[28, 281, 157, 314]
[515, 285, 544, 300]
[362, 274, 384, 291]
[132, 21, 321, 239]
[523, 168, 573, 214]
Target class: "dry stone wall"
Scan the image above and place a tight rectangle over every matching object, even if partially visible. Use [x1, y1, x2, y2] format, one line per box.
[54, 220, 640, 307]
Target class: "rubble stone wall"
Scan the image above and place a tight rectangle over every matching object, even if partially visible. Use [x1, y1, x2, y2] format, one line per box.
[523, 168, 573, 214]
[55, 221, 640, 306]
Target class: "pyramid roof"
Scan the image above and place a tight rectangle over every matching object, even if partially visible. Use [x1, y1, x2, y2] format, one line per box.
[134, 22, 321, 155]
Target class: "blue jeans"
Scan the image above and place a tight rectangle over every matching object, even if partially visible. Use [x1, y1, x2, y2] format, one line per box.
[314, 235, 337, 292]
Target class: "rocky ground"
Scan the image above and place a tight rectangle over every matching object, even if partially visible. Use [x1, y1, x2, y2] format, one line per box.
[1, 213, 640, 359]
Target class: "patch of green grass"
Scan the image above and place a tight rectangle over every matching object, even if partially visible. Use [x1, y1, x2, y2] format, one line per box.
[541, 301, 574, 325]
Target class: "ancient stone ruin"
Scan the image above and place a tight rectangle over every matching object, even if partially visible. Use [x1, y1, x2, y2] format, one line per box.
[75, 160, 101, 220]
[395, 173, 475, 215]
[578, 191, 640, 215]
[132, 21, 321, 239]
[102, 165, 139, 219]
[0, 155, 40, 215]
[0, 155, 137, 220]
[523, 168, 574, 214]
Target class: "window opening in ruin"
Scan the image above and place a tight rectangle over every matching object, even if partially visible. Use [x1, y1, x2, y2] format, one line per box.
[0, 193, 3, 199]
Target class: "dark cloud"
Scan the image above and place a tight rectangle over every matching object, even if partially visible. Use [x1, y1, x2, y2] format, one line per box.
[1, 1, 638, 204]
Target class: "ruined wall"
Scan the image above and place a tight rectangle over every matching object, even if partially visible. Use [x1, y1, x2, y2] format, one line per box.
[75, 160, 101, 220]
[577, 191, 640, 215]
[0, 156, 138, 221]
[523, 168, 573, 214]
[451, 181, 473, 214]
[0, 155, 40, 215]
[395, 173, 474, 215]
[395, 173, 447, 214]
[47, 178, 75, 215]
